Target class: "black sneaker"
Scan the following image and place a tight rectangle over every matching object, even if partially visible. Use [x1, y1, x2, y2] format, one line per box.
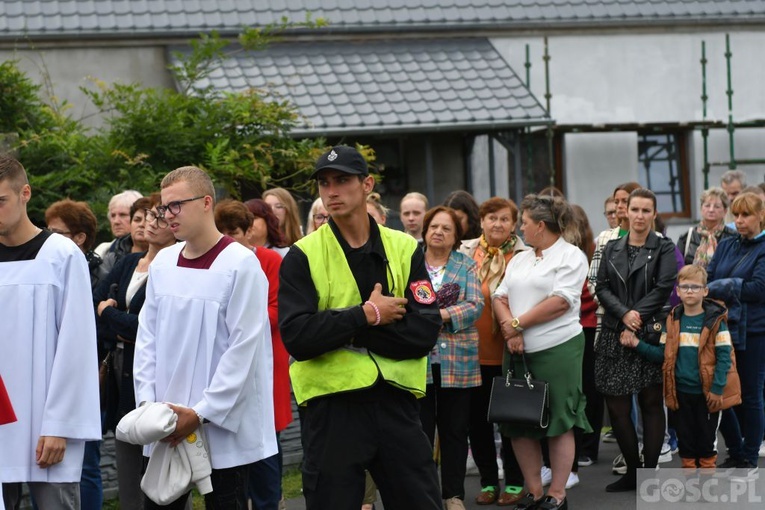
[578, 455, 594, 467]
[606, 472, 637, 492]
[718, 457, 744, 469]
[730, 461, 759, 482]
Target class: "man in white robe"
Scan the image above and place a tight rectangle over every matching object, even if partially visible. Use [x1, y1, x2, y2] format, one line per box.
[134, 166, 275, 509]
[0, 156, 101, 509]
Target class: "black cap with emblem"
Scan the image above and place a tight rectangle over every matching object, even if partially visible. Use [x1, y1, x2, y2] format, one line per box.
[310, 145, 369, 179]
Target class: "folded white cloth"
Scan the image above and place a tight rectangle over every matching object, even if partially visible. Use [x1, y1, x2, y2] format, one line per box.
[116, 402, 213, 504]
[116, 402, 177, 445]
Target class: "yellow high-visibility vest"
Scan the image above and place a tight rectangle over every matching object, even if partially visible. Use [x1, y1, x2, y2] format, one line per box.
[290, 224, 428, 405]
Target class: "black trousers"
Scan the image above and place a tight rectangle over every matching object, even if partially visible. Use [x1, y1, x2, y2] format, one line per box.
[468, 364, 525, 488]
[671, 391, 720, 461]
[420, 364, 472, 500]
[143, 464, 248, 509]
[301, 382, 442, 510]
[579, 327, 604, 460]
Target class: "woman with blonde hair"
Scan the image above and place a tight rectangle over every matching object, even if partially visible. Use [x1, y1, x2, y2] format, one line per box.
[707, 192, 765, 472]
[305, 198, 329, 234]
[367, 192, 389, 225]
[263, 187, 303, 245]
[677, 187, 736, 267]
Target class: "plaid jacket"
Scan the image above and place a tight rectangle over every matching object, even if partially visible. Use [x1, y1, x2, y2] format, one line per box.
[427, 250, 484, 388]
[587, 227, 621, 325]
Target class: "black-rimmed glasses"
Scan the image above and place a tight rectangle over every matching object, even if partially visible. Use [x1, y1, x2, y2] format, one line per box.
[144, 209, 168, 229]
[677, 284, 705, 293]
[156, 195, 205, 217]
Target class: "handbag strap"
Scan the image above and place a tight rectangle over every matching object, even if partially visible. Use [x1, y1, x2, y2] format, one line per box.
[506, 353, 536, 389]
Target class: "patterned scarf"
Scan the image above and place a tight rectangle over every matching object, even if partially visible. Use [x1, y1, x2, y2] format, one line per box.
[478, 234, 517, 294]
[693, 222, 724, 269]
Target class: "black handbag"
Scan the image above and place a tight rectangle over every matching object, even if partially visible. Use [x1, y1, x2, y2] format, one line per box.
[487, 354, 550, 429]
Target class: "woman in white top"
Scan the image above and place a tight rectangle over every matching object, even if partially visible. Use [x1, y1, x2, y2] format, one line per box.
[492, 194, 589, 510]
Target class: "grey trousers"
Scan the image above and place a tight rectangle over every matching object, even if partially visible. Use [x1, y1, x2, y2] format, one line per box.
[115, 438, 145, 510]
[3, 482, 79, 510]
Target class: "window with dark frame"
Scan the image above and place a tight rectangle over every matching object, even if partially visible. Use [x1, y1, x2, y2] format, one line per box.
[637, 131, 690, 218]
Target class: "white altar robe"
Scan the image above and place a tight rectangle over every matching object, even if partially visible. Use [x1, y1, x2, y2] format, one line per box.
[135, 241, 276, 469]
[0, 234, 101, 483]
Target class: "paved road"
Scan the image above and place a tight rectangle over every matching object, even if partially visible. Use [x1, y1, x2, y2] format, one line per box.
[285, 438, 682, 509]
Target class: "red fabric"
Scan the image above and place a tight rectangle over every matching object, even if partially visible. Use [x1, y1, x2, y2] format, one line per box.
[177, 236, 235, 269]
[0, 375, 17, 425]
[580, 280, 598, 329]
[254, 247, 294, 432]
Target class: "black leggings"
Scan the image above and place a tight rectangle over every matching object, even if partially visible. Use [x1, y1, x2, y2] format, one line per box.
[605, 384, 665, 471]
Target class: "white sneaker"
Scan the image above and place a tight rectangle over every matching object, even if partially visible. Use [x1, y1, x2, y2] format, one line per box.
[466, 451, 479, 476]
[612, 454, 627, 475]
[658, 443, 673, 464]
[565, 472, 580, 489]
[541, 466, 552, 486]
[759, 441, 765, 458]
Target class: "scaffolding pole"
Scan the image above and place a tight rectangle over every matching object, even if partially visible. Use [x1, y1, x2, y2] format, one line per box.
[725, 34, 736, 169]
[544, 37, 554, 186]
[700, 40, 710, 189]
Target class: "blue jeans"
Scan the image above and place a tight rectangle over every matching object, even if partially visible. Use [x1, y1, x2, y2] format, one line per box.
[81, 440, 103, 510]
[719, 333, 765, 465]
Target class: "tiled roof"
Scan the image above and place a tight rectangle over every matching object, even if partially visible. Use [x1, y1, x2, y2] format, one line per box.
[173, 38, 550, 136]
[1, 0, 764, 39]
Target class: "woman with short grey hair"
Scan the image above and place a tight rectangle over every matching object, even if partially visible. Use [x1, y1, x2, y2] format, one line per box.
[677, 187, 737, 267]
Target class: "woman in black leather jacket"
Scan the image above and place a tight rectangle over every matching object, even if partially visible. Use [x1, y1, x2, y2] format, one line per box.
[594, 188, 678, 492]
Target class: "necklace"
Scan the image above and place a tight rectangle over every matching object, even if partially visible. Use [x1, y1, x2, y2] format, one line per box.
[425, 261, 445, 280]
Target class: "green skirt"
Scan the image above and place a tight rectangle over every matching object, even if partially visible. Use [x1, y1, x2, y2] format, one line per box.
[498, 332, 592, 439]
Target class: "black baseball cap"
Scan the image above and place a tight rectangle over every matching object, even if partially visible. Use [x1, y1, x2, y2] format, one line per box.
[310, 145, 369, 179]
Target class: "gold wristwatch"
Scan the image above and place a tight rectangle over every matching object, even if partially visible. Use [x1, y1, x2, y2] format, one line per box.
[511, 317, 524, 332]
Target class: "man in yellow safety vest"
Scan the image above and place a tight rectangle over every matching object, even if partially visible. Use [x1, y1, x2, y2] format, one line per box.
[279, 145, 444, 510]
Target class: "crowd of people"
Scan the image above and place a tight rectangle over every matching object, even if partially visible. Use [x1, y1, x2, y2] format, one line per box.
[1, 147, 764, 510]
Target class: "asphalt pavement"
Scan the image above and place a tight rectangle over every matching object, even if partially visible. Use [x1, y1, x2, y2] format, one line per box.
[285, 436, 683, 509]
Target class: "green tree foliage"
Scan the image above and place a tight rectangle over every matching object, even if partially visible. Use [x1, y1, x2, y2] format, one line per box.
[0, 59, 100, 224]
[82, 22, 332, 200]
[1, 16, 377, 238]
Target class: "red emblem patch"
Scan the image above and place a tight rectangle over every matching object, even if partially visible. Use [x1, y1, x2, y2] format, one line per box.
[410, 279, 436, 304]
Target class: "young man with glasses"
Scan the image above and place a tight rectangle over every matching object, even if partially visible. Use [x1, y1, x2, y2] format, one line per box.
[134, 166, 276, 509]
[0, 156, 101, 509]
[278, 146, 443, 510]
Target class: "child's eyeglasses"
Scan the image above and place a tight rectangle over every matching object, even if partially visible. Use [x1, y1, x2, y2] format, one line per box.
[677, 284, 705, 293]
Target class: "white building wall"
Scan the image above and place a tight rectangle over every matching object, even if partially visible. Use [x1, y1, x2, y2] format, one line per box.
[0, 46, 175, 128]
[564, 132, 639, 234]
[470, 135, 510, 205]
[490, 30, 765, 235]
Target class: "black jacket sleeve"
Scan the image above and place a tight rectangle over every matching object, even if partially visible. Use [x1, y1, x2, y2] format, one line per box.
[356, 247, 442, 359]
[279, 246, 369, 361]
[595, 241, 631, 322]
[633, 239, 678, 319]
[278, 245, 442, 362]
[93, 253, 143, 346]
